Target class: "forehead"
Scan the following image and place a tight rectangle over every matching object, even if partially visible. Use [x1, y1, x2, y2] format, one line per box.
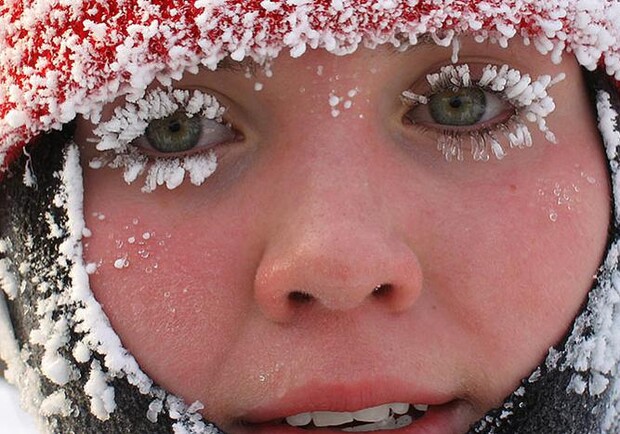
[180, 37, 570, 91]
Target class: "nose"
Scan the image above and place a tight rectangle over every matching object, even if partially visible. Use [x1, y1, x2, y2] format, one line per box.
[253, 156, 424, 324]
[254, 234, 424, 322]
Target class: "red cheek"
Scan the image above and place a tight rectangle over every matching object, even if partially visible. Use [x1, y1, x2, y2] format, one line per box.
[82, 207, 256, 389]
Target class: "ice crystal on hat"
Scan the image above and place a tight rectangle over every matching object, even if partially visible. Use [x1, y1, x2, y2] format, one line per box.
[1, 0, 620, 168]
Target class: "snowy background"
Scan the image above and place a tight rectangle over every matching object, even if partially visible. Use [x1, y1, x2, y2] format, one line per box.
[0, 379, 38, 433]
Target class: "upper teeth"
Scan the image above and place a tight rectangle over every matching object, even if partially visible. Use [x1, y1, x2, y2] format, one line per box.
[285, 402, 428, 428]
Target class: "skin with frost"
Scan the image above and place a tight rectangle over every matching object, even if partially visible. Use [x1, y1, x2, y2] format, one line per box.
[76, 40, 610, 433]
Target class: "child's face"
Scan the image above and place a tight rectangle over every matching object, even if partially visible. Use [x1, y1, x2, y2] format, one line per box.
[76, 39, 610, 433]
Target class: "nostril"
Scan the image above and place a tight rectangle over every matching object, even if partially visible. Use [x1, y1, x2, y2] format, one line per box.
[372, 283, 393, 298]
[288, 290, 314, 304]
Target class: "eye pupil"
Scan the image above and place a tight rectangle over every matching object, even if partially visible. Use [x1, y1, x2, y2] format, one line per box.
[168, 120, 182, 133]
[449, 97, 463, 109]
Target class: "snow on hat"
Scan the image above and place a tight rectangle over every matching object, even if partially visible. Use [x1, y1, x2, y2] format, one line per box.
[1, 0, 620, 170]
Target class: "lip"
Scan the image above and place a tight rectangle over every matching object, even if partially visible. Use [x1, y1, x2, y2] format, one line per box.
[231, 379, 472, 434]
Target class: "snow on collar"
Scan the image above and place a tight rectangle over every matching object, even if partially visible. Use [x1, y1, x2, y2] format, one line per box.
[0, 0, 620, 168]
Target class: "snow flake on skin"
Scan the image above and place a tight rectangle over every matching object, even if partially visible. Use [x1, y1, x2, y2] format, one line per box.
[328, 88, 359, 118]
[536, 176, 587, 223]
[113, 256, 129, 269]
[85, 262, 98, 274]
[99, 219, 167, 274]
[92, 211, 106, 221]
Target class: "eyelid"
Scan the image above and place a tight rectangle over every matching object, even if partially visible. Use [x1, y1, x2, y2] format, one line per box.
[403, 62, 562, 135]
[403, 68, 518, 138]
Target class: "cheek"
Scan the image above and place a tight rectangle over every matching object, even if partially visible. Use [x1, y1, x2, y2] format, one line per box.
[421, 137, 610, 393]
[82, 188, 257, 394]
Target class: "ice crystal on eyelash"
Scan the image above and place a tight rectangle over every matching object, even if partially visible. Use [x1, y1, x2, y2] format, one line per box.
[401, 90, 428, 105]
[93, 88, 225, 151]
[439, 130, 507, 162]
[477, 64, 566, 144]
[426, 64, 472, 91]
[451, 36, 461, 64]
[91, 147, 218, 193]
[90, 88, 224, 192]
[402, 63, 565, 162]
[437, 134, 463, 162]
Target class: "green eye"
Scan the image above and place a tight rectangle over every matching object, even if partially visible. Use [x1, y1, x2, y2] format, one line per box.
[429, 88, 486, 126]
[145, 111, 202, 153]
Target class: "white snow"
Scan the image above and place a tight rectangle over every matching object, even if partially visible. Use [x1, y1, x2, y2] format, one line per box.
[85, 263, 98, 274]
[84, 360, 116, 421]
[0, 258, 18, 299]
[0, 380, 38, 433]
[40, 390, 72, 417]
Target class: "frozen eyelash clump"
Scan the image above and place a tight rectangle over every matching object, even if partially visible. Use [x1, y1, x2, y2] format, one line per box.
[478, 64, 565, 143]
[90, 88, 225, 192]
[403, 64, 565, 162]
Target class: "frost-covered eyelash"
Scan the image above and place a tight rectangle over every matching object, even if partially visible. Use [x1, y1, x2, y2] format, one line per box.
[89, 88, 226, 193]
[402, 64, 566, 161]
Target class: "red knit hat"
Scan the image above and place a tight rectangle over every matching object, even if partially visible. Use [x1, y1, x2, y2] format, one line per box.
[1, 0, 620, 169]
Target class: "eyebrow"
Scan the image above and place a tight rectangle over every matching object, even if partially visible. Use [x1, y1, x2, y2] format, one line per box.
[216, 57, 262, 76]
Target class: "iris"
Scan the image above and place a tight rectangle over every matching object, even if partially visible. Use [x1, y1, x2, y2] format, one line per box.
[145, 111, 202, 153]
[429, 88, 486, 126]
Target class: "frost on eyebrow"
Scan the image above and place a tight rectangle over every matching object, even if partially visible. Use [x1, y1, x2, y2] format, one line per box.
[402, 63, 566, 162]
[90, 88, 223, 193]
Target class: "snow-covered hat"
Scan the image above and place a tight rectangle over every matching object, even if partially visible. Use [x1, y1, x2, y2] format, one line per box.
[1, 0, 620, 168]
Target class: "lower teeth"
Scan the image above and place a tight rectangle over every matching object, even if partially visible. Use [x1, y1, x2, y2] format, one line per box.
[342, 415, 413, 432]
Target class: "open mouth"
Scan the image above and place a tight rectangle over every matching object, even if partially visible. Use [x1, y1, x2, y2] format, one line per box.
[250, 402, 429, 432]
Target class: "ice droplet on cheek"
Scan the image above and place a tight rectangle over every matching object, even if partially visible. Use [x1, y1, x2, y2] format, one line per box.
[549, 210, 558, 222]
[113, 257, 129, 269]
